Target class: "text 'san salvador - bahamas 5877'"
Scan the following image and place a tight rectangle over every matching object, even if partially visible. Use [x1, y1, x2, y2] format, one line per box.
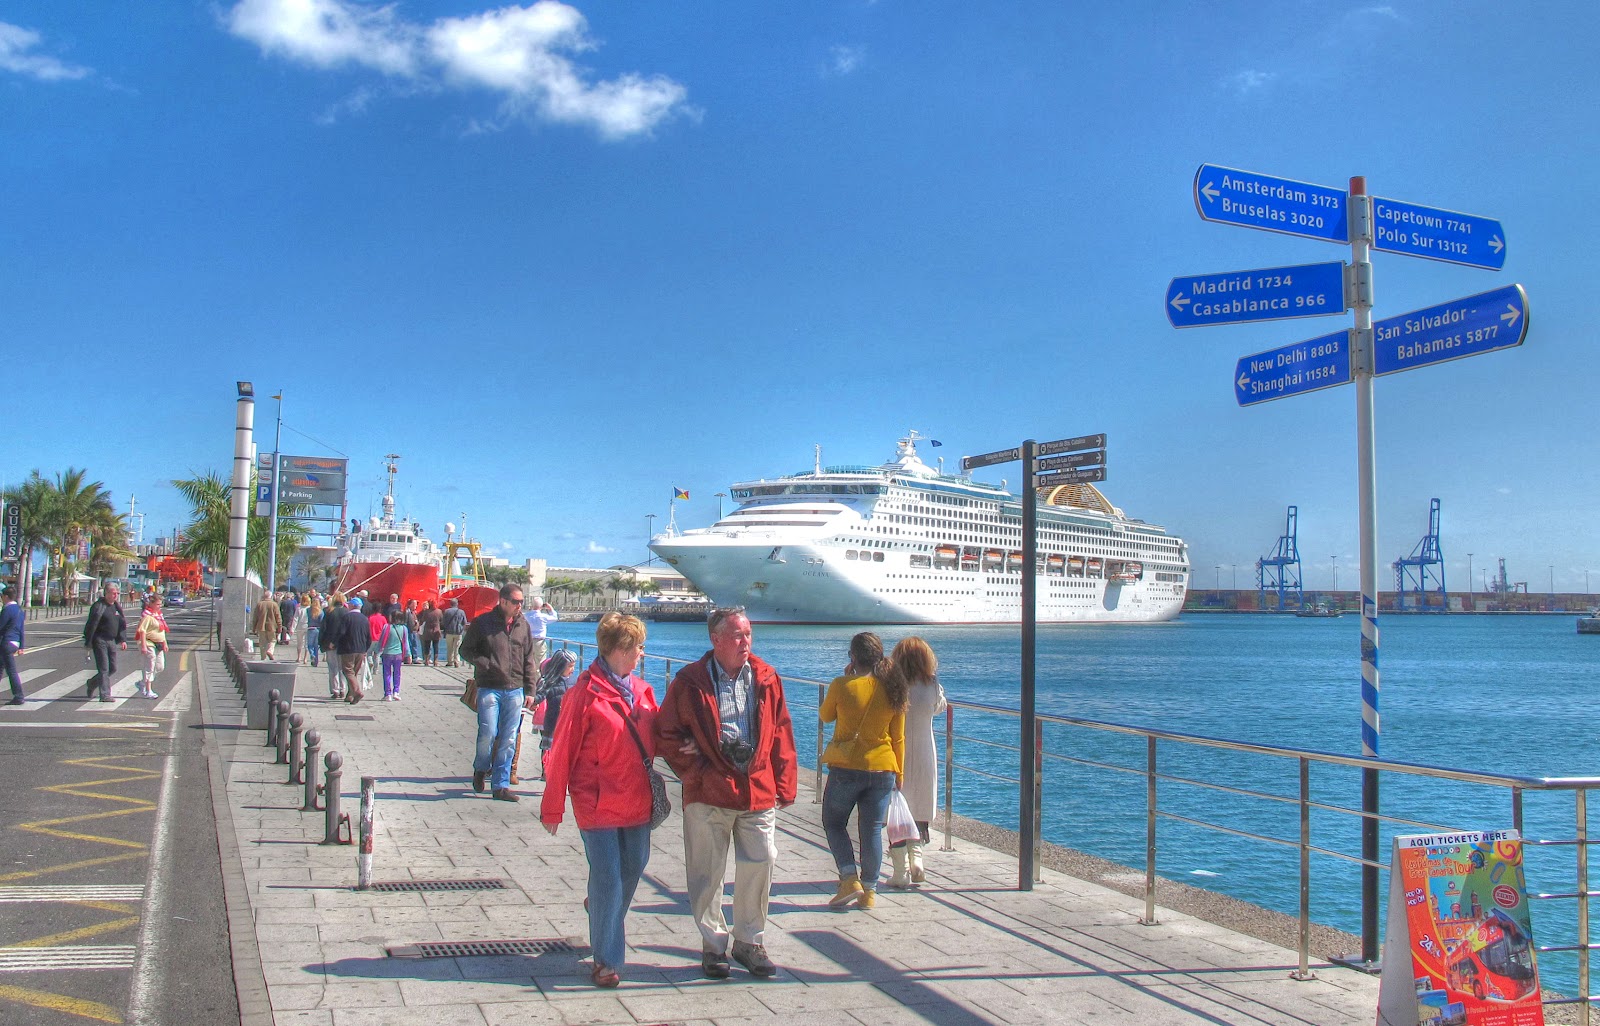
[649, 434, 1190, 625]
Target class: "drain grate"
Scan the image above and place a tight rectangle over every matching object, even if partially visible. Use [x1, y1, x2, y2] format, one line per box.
[334, 714, 376, 721]
[387, 938, 576, 959]
[369, 879, 507, 893]
[419, 685, 460, 692]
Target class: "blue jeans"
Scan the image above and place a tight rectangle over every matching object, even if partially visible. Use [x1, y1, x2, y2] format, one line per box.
[580, 824, 652, 970]
[822, 767, 897, 887]
[474, 687, 524, 790]
[407, 630, 420, 660]
[306, 627, 320, 665]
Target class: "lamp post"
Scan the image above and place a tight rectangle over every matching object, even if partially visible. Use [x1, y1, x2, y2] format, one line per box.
[227, 381, 256, 645]
[1467, 553, 1473, 606]
[265, 391, 284, 597]
[644, 514, 656, 565]
[1332, 554, 1340, 593]
[1215, 564, 1222, 592]
[1230, 564, 1237, 591]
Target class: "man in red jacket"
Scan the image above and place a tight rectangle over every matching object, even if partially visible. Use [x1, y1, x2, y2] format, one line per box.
[656, 607, 797, 979]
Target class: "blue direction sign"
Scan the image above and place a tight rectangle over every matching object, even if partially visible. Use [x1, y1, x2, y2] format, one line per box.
[1234, 329, 1352, 407]
[1167, 261, 1346, 328]
[1372, 197, 1505, 271]
[1194, 164, 1349, 244]
[1373, 284, 1528, 377]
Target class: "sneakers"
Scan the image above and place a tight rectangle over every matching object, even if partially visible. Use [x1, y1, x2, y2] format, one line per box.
[857, 889, 877, 910]
[472, 771, 487, 793]
[828, 873, 863, 909]
[590, 963, 620, 988]
[6, 697, 23, 706]
[701, 949, 730, 979]
[731, 940, 776, 978]
[492, 788, 519, 802]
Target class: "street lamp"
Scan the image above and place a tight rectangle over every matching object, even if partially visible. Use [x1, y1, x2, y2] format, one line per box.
[265, 392, 284, 596]
[645, 514, 656, 565]
[1215, 564, 1222, 592]
[1467, 553, 1473, 604]
[1332, 554, 1340, 593]
[1230, 564, 1237, 590]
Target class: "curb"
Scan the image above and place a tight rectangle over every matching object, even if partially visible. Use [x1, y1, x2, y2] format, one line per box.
[194, 652, 275, 1026]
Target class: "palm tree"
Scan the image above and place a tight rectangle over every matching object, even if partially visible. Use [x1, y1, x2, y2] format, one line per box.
[85, 511, 137, 584]
[43, 468, 115, 603]
[172, 470, 312, 583]
[3, 471, 56, 603]
[543, 575, 576, 606]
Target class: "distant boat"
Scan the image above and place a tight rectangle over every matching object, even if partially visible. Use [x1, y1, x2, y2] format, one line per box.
[1295, 603, 1344, 618]
[1578, 611, 1600, 635]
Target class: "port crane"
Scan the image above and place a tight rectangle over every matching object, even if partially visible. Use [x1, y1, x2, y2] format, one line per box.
[1490, 558, 1527, 595]
[1393, 498, 1447, 611]
[1256, 505, 1303, 611]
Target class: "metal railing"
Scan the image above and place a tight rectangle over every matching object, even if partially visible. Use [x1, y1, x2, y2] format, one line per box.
[551, 636, 1596, 1019]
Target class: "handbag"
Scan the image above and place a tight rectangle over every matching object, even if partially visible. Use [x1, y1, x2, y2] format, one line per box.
[886, 789, 919, 846]
[460, 681, 478, 711]
[620, 706, 671, 829]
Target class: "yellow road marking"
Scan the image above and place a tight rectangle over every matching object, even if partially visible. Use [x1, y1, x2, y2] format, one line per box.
[0, 853, 145, 884]
[0, 983, 123, 1023]
[11, 915, 142, 948]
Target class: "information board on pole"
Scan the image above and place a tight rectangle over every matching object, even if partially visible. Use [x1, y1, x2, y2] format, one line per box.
[1193, 164, 1349, 243]
[278, 456, 348, 506]
[962, 447, 1020, 471]
[1373, 285, 1528, 377]
[1234, 329, 1352, 407]
[1035, 450, 1104, 472]
[254, 482, 272, 518]
[1376, 830, 1544, 1026]
[1038, 434, 1105, 456]
[1371, 196, 1507, 271]
[1035, 467, 1105, 485]
[1, 503, 19, 562]
[1167, 261, 1347, 328]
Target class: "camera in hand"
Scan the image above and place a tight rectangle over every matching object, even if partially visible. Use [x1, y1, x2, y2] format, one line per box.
[720, 736, 755, 764]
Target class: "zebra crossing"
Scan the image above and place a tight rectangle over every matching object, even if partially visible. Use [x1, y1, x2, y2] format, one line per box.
[0, 666, 188, 715]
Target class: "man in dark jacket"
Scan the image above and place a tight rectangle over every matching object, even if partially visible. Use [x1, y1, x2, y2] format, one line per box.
[655, 608, 797, 979]
[440, 599, 467, 667]
[83, 583, 128, 702]
[459, 584, 539, 801]
[333, 597, 373, 703]
[319, 596, 348, 698]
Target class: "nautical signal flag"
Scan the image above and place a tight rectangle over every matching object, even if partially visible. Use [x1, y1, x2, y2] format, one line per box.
[673, 487, 690, 500]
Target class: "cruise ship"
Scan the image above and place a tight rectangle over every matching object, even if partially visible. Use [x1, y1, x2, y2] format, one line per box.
[649, 433, 1190, 625]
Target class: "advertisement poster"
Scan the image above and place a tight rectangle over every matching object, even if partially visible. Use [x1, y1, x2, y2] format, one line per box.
[1377, 830, 1544, 1026]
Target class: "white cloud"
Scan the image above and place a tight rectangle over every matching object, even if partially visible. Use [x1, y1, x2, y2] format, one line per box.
[224, 0, 689, 138]
[824, 44, 864, 78]
[1223, 69, 1276, 96]
[583, 540, 616, 554]
[498, 541, 515, 552]
[0, 21, 92, 81]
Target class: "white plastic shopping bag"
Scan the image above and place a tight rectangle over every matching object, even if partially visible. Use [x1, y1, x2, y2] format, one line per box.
[886, 789, 919, 846]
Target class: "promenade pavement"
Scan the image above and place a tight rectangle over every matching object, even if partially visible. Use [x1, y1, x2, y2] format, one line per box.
[198, 649, 1383, 1026]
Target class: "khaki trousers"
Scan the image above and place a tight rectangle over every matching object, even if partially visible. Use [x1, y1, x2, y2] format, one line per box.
[445, 635, 462, 666]
[682, 802, 777, 952]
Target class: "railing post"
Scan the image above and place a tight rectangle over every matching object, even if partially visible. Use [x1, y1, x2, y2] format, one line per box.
[301, 729, 321, 811]
[1033, 728, 1043, 884]
[1579, 787, 1591, 1026]
[1141, 736, 1158, 926]
[265, 688, 281, 746]
[814, 682, 824, 803]
[319, 751, 348, 845]
[286, 713, 305, 783]
[1292, 757, 1316, 980]
[942, 704, 955, 852]
[275, 700, 292, 764]
[1512, 786, 1524, 836]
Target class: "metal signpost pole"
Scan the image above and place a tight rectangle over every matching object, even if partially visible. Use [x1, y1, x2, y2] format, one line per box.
[266, 393, 284, 596]
[1019, 439, 1038, 892]
[1349, 176, 1381, 965]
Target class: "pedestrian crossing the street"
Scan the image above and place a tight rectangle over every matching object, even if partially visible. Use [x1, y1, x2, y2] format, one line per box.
[0, 666, 187, 714]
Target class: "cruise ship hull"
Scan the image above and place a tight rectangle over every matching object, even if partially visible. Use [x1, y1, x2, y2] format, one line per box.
[654, 537, 1183, 625]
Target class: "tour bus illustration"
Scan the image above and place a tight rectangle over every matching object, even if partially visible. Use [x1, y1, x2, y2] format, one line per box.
[1444, 908, 1537, 1001]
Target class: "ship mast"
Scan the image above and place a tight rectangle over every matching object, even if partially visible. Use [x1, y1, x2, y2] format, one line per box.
[381, 454, 401, 527]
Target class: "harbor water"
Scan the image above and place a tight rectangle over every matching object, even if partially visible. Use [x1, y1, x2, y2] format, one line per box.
[554, 612, 1600, 991]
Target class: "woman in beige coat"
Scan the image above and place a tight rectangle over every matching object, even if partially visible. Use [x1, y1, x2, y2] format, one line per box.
[888, 637, 946, 887]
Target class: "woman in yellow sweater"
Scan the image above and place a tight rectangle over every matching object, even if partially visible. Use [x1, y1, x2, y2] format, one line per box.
[820, 632, 907, 909]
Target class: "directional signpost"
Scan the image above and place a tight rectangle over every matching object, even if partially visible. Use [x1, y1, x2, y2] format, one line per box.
[1168, 261, 1347, 328]
[1373, 284, 1528, 376]
[959, 431, 1105, 894]
[1372, 196, 1506, 271]
[1193, 164, 1349, 243]
[1234, 329, 1352, 406]
[1174, 162, 1529, 971]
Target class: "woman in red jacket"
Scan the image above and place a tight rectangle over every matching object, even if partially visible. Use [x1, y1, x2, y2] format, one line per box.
[540, 612, 657, 988]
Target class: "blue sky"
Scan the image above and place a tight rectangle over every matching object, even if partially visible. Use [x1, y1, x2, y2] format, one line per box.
[4, 2, 1597, 593]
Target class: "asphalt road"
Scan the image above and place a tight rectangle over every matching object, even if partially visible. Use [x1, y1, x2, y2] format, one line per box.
[0, 598, 237, 1025]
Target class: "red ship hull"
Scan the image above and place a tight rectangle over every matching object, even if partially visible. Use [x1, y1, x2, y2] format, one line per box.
[335, 562, 440, 609]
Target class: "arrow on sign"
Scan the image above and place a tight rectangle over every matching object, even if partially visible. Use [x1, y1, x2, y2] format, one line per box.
[1199, 181, 1219, 203]
[1372, 284, 1529, 377]
[1169, 294, 1190, 313]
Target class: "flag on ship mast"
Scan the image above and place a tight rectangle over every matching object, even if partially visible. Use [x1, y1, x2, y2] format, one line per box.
[673, 487, 689, 500]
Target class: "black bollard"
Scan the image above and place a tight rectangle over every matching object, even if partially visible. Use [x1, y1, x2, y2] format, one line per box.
[287, 713, 306, 784]
[275, 700, 292, 764]
[320, 751, 350, 845]
[266, 689, 282, 747]
[301, 729, 321, 811]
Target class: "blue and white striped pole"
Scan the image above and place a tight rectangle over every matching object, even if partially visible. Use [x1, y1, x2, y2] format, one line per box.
[1351, 177, 1382, 965]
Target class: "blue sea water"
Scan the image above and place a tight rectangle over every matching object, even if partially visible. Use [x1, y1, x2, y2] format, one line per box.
[554, 612, 1600, 990]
